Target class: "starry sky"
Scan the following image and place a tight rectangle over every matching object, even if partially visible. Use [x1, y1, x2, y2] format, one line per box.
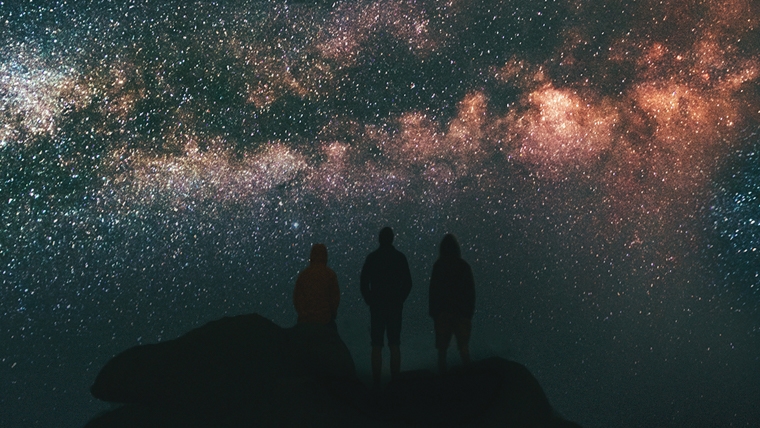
[1, 0, 759, 426]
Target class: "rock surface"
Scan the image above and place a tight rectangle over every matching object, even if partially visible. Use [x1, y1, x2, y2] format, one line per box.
[87, 313, 581, 427]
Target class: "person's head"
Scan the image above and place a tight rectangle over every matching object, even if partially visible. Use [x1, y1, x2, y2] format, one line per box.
[310, 243, 328, 264]
[439, 233, 461, 259]
[379, 227, 394, 246]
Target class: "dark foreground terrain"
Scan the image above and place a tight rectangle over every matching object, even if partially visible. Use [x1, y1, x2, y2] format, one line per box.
[87, 314, 581, 427]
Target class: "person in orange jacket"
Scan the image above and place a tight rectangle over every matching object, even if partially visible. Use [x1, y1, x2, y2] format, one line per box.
[293, 243, 340, 327]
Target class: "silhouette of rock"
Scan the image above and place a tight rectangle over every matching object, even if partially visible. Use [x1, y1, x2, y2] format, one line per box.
[87, 313, 581, 427]
[381, 359, 581, 427]
[89, 314, 358, 426]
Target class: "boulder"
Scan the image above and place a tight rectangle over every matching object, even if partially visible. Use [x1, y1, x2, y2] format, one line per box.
[87, 314, 581, 427]
[90, 314, 355, 425]
[381, 358, 583, 427]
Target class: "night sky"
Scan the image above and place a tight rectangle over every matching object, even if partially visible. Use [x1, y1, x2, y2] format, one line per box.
[2, 0, 760, 427]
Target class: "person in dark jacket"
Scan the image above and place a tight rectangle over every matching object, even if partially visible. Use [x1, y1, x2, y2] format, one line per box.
[293, 243, 340, 327]
[361, 227, 413, 387]
[429, 234, 475, 373]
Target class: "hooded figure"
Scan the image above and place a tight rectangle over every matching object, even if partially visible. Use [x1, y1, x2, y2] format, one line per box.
[293, 243, 340, 325]
[429, 234, 475, 372]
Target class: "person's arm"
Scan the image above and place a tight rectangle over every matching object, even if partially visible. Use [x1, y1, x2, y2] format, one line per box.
[400, 255, 413, 302]
[360, 258, 372, 306]
[293, 273, 306, 317]
[463, 262, 476, 319]
[429, 262, 440, 318]
[330, 271, 340, 320]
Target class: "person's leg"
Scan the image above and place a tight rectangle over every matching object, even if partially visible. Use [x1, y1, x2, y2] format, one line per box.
[387, 306, 403, 381]
[454, 317, 472, 365]
[434, 314, 454, 374]
[458, 345, 470, 365]
[389, 344, 400, 381]
[371, 346, 383, 388]
[437, 349, 447, 374]
[370, 309, 385, 388]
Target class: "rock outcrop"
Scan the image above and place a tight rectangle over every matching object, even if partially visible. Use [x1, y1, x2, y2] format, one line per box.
[87, 313, 581, 427]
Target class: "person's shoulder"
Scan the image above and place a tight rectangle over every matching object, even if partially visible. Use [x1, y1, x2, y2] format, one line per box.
[430, 259, 444, 276]
[365, 248, 381, 260]
[456, 257, 471, 268]
[363, 248, 382, 266]
[458, 258, 473, 276]
[393, 248, 410, 264]
[295, 267, 309, 282]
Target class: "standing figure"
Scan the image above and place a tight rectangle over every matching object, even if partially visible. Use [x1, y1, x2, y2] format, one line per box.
[294, 243, 340, 327]
[361, 227, 413, 388]
[429, 234, 475, 373]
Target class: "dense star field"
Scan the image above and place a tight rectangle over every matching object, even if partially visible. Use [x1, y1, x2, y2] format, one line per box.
[2, 0, 759, 426]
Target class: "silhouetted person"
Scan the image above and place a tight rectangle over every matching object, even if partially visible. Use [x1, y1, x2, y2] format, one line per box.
[429, 234, 475, 373]
[361, 227, 413, 388]
[294, 243, 340, 327]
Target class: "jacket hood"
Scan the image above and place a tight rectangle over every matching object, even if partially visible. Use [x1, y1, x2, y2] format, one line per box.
[439, 234, 461, 259]
[309, 243, 328, 264]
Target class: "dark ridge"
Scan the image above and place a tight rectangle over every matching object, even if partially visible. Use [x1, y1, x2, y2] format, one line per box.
[87, 313, 582, 427]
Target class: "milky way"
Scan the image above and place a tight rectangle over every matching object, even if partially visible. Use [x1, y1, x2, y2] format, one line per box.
[2, 1, 760, 427]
